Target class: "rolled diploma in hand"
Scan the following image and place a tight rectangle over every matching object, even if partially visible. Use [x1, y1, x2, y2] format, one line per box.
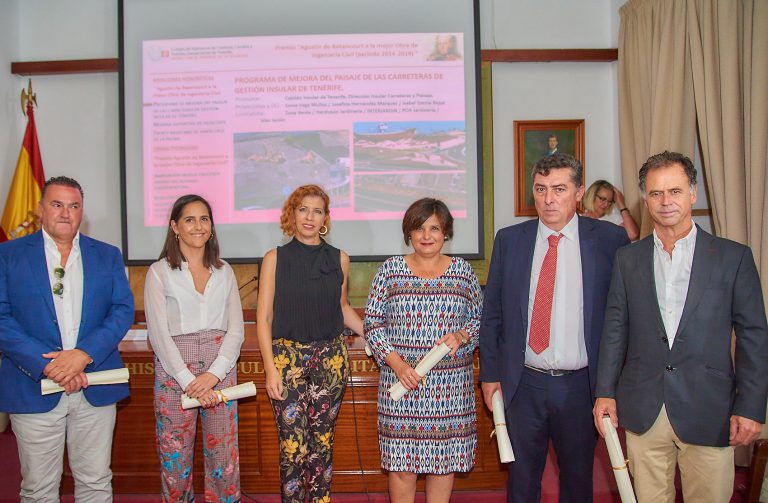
[181, 381, 257, 410]
[602, 416, 637, 503]
[41, 367, 130, 395]
[492, 390, 515, 462]
[389, 342, 451, 401]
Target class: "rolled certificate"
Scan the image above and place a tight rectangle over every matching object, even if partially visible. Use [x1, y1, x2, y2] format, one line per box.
[364, 344, 373, 357]
[41, 367, 130, 395]
[181, 381, 257, 410]
[389, 342, 451, 401]
[491, 390, 515, 462]
[602, 416, 637, 503]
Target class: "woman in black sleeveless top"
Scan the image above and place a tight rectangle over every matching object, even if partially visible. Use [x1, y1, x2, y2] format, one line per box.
[257, 184, 363, 503]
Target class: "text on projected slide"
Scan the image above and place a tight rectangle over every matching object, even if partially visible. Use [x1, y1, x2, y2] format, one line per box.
[143, 33, 467, 226]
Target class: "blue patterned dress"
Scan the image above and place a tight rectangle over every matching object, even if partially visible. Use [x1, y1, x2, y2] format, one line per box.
[364, 255, 483, 474]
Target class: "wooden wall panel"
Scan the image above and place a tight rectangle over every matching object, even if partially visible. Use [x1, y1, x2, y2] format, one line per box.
[130, 263, 259, 311]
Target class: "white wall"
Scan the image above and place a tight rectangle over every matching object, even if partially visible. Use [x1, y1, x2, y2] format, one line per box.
[481, 0, 616, 49]
[0, 0, 627, 247]
[12, 0, 122, 244]
[482, 0, 622, 232]
[491, 62, 620, 231]
[0, 2, 22, 202]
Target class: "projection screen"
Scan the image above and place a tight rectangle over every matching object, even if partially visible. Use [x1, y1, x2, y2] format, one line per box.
[120, 0, 483, 262]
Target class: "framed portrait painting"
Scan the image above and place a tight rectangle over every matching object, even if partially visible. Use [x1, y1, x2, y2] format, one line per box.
[514, 119, 585, 216]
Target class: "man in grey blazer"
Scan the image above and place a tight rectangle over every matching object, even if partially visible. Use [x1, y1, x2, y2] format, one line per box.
[593, 151, 768, 502]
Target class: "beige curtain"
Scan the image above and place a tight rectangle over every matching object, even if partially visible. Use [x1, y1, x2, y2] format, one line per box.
[688, 0, 768, 294]
[618, 0, 697, 236]
[620, 0, 768, 286]
[687, 0, 768, 478]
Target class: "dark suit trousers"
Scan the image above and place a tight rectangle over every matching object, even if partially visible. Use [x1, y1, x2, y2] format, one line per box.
[506, 367, 596, 503]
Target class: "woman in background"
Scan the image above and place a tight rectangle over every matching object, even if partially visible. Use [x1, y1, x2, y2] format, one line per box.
[145, 194, 244, 502]
[257, 184, 363, 503]
[583, 179, 640, 240]
[364, 198, 482, 503]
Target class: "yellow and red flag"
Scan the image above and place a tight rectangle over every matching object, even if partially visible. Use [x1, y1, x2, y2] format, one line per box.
[0, 101, 45, 242]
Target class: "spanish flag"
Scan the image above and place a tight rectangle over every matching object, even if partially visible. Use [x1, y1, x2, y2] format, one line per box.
[0, 102, 45, 242]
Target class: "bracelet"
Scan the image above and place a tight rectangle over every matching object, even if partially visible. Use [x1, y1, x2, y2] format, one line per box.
[619, 208, 629, 213]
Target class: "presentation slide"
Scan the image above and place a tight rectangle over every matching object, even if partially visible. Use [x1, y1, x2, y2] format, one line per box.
[143, 33, 467, 226]
[121, 0, 481, 262]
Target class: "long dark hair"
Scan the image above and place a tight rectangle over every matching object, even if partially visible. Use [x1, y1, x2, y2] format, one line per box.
[159, 195, 223, 270]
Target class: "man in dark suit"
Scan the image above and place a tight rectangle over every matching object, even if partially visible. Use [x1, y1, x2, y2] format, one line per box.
[594, 151, 768, 503]
[0, 176, 134, 502]
[480, 154, 630, 502]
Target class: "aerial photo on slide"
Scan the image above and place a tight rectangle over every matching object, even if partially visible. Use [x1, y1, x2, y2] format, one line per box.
[353, 120, 466, 212]
[233, 129, 350, 210]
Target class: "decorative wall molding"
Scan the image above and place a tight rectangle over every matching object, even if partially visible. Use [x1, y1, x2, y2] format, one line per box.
[11, 58, 119, 75]
[482, 48, 618, 62]
[11, 49, 619, 76]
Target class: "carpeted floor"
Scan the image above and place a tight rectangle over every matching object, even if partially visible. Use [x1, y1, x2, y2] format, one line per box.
[0, 428, 749, 502]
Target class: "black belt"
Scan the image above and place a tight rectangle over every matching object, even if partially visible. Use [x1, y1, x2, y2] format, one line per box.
[524, 364, 583, 377]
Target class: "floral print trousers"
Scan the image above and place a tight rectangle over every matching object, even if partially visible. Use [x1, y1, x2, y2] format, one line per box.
[154, 330, 241, 503]
[271, 336, 349, 503]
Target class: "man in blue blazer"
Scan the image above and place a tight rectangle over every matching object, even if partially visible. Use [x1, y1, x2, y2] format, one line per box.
[0, 176, 134, 502]
[480, 154, 629, 502]
[594, 152, 768, 502]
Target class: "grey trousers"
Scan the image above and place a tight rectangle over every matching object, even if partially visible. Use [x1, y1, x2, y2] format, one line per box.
[11, 392, 117, 503]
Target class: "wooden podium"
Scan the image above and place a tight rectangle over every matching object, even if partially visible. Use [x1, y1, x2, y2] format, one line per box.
[63, 329, 507, 494]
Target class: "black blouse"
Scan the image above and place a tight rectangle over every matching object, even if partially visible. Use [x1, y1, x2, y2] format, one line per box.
[272, 238, 344, 342]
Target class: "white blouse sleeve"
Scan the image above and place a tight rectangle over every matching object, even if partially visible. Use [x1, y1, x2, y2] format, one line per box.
[207, 263, 245, 380]
[144, 261, 196, 390]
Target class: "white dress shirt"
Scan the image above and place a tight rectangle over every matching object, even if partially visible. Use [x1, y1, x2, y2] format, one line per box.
[600, 210, 624, 226]
[43, 229, 83, 351]
[144, 259, 244, 390]
[653, 225, 697, 348]
[525, 215, 587, 370]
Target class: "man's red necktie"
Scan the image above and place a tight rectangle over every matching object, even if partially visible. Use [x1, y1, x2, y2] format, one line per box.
[529, 233, 562, 354]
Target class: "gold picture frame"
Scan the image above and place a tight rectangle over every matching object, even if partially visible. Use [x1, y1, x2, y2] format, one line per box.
[514, 119, 585, 216]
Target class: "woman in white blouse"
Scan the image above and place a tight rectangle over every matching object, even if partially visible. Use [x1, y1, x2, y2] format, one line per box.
[144, 194, 244, 502]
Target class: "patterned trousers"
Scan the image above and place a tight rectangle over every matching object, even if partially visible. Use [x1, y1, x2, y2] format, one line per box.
[271, 336, 349, 503]
[154, 330, 241, 503]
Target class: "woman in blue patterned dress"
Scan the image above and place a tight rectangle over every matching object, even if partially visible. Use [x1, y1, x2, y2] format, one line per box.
[364, 198, 483, 503]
